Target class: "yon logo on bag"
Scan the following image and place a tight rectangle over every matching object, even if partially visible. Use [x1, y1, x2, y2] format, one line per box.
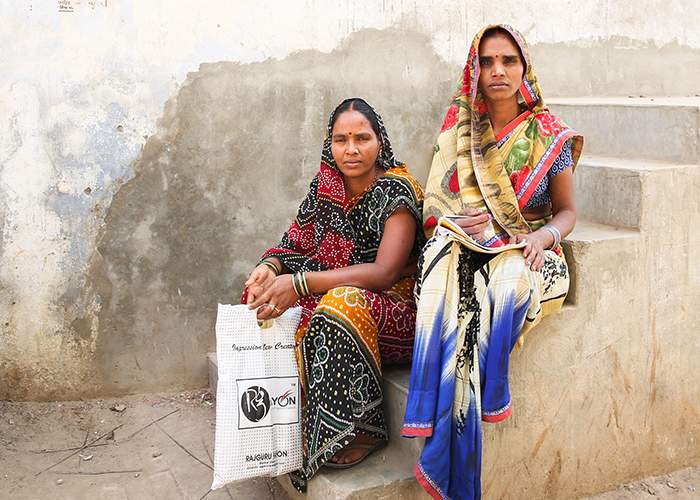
[271, 388, 296, 408]
[236, 376, 300, 429]
[240, 386, 271, 422]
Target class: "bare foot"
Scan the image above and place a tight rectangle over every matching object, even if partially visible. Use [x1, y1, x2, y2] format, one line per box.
[328, 433, 382, 465]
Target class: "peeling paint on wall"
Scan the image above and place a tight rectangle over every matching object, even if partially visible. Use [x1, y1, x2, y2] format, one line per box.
[0, 27, 456, 399]
[83, 28, 456, 395]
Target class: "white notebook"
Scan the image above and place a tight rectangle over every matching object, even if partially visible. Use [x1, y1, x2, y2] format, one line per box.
[436, 215, 528, 254]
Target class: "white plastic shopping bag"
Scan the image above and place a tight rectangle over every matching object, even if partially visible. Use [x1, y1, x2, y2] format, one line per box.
[211, 304, 303, 489]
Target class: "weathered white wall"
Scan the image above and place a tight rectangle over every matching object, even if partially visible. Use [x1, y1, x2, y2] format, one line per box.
[470, 0, 700, 48]
[470, 0, 700, 96]
[0, 0, 469, 399]
[1, 0, 699, 400]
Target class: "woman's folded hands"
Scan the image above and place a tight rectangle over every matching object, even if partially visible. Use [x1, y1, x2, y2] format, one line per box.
[247, 273, 299, 320]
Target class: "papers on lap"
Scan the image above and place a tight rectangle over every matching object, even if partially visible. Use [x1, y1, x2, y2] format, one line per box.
[437, 215, 527, 254]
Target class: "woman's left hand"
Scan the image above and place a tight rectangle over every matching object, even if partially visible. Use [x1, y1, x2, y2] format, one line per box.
[247, 274, 299, 320]
[510, 230, 551, 272]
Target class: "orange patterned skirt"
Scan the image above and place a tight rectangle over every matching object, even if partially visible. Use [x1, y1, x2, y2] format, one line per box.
[290, 277, 416, 491]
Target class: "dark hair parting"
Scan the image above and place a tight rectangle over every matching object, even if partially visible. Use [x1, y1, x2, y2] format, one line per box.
[330, 98, 382, 139]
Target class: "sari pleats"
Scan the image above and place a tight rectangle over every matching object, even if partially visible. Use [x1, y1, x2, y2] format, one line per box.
[404, 239, 569, 500]
[291, 278, 416, 491]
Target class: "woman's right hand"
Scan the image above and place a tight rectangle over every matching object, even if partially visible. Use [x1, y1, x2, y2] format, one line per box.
[244, 265, 276, 303]
[247, 274, 299, 320]
[454, 207, 492, 239]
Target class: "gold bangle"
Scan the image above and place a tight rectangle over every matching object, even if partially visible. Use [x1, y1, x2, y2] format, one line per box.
[300, 272, 310, 296]
[292, 272, 310, 297]
[261, 262, 278, 275]
[292, 272, 303, 297]
[260, 258, 281, 275]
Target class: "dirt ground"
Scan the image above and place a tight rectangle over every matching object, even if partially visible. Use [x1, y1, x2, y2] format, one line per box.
[585, 468, 699, 500]
[1, 391, 698, 500]
[0, 390, 290, 500]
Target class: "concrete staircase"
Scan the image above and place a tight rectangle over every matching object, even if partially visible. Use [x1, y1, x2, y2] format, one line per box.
[209, 97, 700, 499]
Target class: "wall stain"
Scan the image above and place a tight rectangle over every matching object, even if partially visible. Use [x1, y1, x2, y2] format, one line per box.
[544, 450, 562, 498]
[531, 426, 550, 459]
[74, 27, 456, 395]
[70, 316, 93, 342]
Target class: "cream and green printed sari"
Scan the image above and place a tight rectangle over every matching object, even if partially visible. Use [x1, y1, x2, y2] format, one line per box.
[402, 24, 583, 500]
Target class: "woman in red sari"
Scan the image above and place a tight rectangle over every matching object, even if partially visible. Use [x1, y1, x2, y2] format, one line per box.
[243, 98, 424, 491]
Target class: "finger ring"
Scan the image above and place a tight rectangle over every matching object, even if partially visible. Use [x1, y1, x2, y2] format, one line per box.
[269, 303, 281, 314]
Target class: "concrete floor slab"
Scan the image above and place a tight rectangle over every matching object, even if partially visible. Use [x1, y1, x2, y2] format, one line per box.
[1, 392, 698, 499]
[0, 392, 289, 500]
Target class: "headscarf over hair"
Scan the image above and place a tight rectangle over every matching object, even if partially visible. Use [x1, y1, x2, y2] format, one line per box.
[258, 98, 420, 274]
[423, 24, 583, 245]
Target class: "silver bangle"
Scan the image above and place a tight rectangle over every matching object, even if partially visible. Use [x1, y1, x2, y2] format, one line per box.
[544, 225, 561, 249]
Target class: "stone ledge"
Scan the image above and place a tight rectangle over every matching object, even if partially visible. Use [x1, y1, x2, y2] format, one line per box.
[575, 156, 698, 229]
[549, 99, 700, 163]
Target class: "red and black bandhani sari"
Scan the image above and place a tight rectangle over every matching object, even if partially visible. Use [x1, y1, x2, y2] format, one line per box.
[244, 98, 424, 491]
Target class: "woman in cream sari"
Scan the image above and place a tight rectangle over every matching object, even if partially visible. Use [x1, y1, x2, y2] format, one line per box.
[402, 25, 583, 500]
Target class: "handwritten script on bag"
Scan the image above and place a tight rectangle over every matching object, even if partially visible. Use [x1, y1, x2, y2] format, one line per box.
[231, 342, 295, 352]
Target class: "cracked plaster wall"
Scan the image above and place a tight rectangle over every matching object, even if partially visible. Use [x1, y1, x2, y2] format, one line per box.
[1, 0, 699, 399]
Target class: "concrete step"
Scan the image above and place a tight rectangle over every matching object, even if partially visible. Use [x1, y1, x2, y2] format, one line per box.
[382, 365, 424, 458]
[382, 365, 422, 458]
[560, 220, 639, 305]
[548, 97, 700, 163]
[275, 442, 425, 500]
[575, 155, 697, 231]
